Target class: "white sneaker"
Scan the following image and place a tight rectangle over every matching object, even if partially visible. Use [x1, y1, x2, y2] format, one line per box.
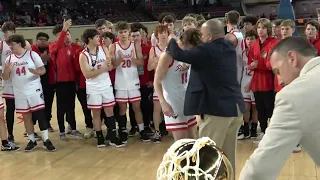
[84, 128, 94, 139]
[253, 133, 264, 144]
[237, 134, 245, 140]
[293, 144, 302, 153]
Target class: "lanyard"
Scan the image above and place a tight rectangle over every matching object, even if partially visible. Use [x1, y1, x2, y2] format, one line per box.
[87, 47, 99, 67]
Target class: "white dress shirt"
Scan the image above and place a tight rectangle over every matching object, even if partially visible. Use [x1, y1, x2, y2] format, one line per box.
[239, 56, 320, 180]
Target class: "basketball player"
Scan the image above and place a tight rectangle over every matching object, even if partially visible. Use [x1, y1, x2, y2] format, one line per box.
[109, 21, 150, 142]
[3, 34, 56, 152]
[151, 12, 176, 46]
[181, 16, 197, 32]
[238, 30, 258, 140]
[148, 24, 169, 143]
[79, 29, 124, 147]
[242, 15, 258, 32]
[0, 21, 32, 142]
[0, 96, 19, 151]
[224, 10, 244, 84]
[154, 29, 198, 141]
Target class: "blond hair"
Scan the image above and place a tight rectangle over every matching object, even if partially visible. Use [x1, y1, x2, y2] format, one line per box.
[256, 18, 272, 35]
[280, 19, 295, 28]
[182, 16, 198, 26]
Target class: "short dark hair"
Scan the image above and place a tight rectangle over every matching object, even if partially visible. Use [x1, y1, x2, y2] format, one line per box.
[131, 27, 140, 33]
[242, 16, 258, 26]
[115, 21, 130, 31]
[273, 19, 283, 26]
[158, 12, 176, 23]
[162, 15, 175, 23]
[36, 32, 49, 40]
[270, 37, 317, 59]
[95, 18, 107, 28]
[245, 29, 258, 38]
[7, 34, 26, 48]
[101, 32, 115, 42]
[180, 29, 202, 47]
[305, 20, 319, 31]
[2, 21, 16, 32]
[81, 29, 99, 44]
[130, 22, 143, 30]
[226, 10, 240, 25]
[141, 26, 148, 34]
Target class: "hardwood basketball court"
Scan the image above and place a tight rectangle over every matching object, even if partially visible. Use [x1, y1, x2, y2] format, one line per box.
[0, 99, 319, 180]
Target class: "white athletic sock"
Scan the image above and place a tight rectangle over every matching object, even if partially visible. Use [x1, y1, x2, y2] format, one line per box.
[138, 123, 144, 132]
[28, 134, 36, 142]
[41, 130, 49, 141]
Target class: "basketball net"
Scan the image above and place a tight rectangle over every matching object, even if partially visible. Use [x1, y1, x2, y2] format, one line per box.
[157, 137, 229, 180]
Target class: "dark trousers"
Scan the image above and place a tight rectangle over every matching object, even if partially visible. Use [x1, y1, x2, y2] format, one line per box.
[254, 90, 275, 133]
[31, 109, 49, 131]
[129, 86, 153, 128]
[41, 77, 55, 126]
[56, 81, 77, 133]
[77, 88, 93, 129]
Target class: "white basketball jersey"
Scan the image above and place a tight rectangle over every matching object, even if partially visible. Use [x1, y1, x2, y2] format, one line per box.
[7, 50, 44, 98]
[114, 41, 140, 90]
[241, 49, 254, 87]
[1, 40, 12, 87]
[81, 46, 112, 94]
[154, 45, 165, 58]
[162, 60, 189, 96]
[229, 30, 244, 84]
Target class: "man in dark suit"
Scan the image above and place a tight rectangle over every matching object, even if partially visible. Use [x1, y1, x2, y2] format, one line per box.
[166, 19, 245, 175]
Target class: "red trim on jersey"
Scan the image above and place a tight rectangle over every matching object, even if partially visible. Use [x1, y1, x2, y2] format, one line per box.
[102, 101, 116, 108]
[29, 51, 35, 62]
[0, 103, 4, 110]
[101, 46, 107, 57]
[80, 51, 89, 63]
[168, 58, 174, 68]
[228, 31, 238, 47]
[0, 41, 3, 52]
[156, 44, 165, 52]
[2, 93, 14, 99]
[165, 117, 197, 131]
[14, 50, 28, 59]
[117, 41, 132, 50]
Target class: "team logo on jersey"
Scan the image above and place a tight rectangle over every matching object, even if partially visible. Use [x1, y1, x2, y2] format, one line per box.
[261, 51, 267, 59]
[40, 93, 44, 100]
[175, 64, 189, 72]
[67, 50, 71, 55]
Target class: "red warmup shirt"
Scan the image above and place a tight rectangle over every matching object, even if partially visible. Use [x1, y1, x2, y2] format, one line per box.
[308, 39, 320, 56]
[139, 41, 152, 86]
[49, 30, 82, 82]
[248, 37, 279, 92]
[31, 44, 56, 85]
[74, 47, 86, 89]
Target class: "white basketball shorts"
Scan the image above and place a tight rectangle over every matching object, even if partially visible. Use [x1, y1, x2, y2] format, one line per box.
[2, 86, 14, 99]
[15, 91, 45, 114]
[153, 89, 159, 101]
[115, 89, 141, 103]
[165, 115, 197, 131]
[163, 93, 197, 131]
[241, 85, 255, 104]
[87, 88, 116, 110]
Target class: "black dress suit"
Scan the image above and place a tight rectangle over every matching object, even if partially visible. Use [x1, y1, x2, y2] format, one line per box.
[166, 38, 245, 117]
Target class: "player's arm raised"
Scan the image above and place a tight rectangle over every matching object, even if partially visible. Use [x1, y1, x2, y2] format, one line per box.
[147, 47, 158, 71]
[109, 43, 123, 68]
[79, 53, 107, 79]
[154, 52, 174, 117]
[132, 42, 144, 66]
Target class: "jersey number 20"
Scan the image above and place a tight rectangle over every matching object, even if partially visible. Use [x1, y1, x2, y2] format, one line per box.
[16, 66, 27, 76]
[122, 59, 132, 68]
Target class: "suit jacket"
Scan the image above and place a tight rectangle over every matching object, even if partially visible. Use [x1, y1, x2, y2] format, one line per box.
[239, 56, 320, 180]
[167, 38, 245, 117]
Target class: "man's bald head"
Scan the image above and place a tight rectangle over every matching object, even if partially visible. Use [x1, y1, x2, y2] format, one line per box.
[202, 19, 225, 36]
